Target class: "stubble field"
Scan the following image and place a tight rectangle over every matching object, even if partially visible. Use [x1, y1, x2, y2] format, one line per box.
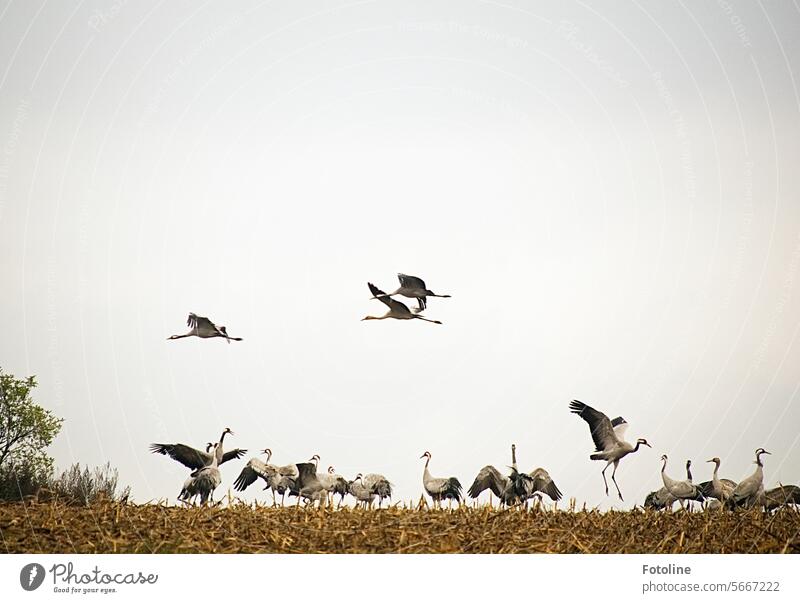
[2, 499, 799, 554]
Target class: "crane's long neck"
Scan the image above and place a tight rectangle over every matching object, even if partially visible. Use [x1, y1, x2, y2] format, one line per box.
[215, 431, 229, 462]
[632, 441, 643, 453]
[660, 458, 673, 488]
[686, 463, 693, 482]
[511, 446, 517, 471]
[712, 461, 720, 485]
[423, 458, 431, 483]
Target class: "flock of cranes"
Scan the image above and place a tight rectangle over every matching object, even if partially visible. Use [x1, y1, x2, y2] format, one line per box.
[568, 400, 799, 511]
[646, 448, 800, 511]
[150, 433, 563, 509]
[158, 274, 798, 512]
[149, 407, 798, 512]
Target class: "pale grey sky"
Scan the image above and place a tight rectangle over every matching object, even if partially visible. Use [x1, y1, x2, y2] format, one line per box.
[1, 0, 799, 509]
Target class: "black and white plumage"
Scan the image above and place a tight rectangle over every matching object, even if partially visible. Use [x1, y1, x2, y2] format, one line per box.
[362, 283, 442, 324]
[569, 400, 651, 501]
[420, 451, 462, 507]
[701, 457, 737, 504]
[348, 475, 376, 508]
[150, 428, 246, 471]
[232, 448, 297, 505]
[178, 442, 214, 504]
[371, 273, 451, 312]
[167, 313, 243, 343]
[468, 444, 562, 506]
[645, 462, 706, 511]
[318, 466, 350, 506]
[345, 473, 393, 508]
[291, 461, 328, 506]
[179, 443, 222, 505]
[469, 464, 528, 505]
[730, 448, 771, 508]
[660, 456, 701, 508]
[362, 473, 393, 508]
[521, 467, 563, 504]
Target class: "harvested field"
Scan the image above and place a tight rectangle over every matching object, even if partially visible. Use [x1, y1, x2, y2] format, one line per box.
[1, 500, 799, 554]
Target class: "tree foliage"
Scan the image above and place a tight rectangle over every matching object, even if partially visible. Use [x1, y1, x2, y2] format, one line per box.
[0, 368, 63, 499]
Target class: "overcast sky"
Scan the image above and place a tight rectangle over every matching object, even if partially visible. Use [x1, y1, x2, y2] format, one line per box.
[1, 0, 799, 509]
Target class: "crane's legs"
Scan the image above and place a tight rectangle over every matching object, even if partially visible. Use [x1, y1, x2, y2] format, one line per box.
[611, 461, 624, 501]
[601, 463, 611, 495]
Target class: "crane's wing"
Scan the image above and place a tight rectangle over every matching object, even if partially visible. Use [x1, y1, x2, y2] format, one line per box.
[446, 477, 463, 501]
[232, 458, 274, 491]
[468, 465, 506, 498]
[611, 416, 629, 440]
[150, 443, 210, 470]
[188, 313, 223, 334]
[364, 474, 392, 497]
[764, 485, 800, 506]
[784, 485, 800, 504]
[527, 467, 563, 501]
[368, 282, 412, 314]
[293, 462, 317, 489]
[397, 273, 426, 290]
[220, 448, 248, 465]
[695, 480, 714, 499]
[569, 400, 619, 452]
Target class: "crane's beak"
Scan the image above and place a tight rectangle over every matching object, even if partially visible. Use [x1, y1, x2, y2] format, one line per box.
[706, 459, 714, 463]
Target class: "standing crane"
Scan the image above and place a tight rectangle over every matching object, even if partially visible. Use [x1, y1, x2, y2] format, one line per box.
[167, 313, 243, 343]
[730, 448, 771, 508]
[232, 448, 297, 506]
[660, 456, 701, 509]
[699, 457, 736, 505]
[348, 474, 376, 508]
[420, 451, 462, 508]
[569, 400, 651, 500]
[362, 473, 393, 508]
[370, 273, 451, 312]
[645, 460, 702, 511]
[318, 466, 349, 507]
[362, 283, 442, 324]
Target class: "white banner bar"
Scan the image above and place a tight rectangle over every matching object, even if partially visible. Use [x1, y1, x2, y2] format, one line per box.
[1, 554, 797, 602]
